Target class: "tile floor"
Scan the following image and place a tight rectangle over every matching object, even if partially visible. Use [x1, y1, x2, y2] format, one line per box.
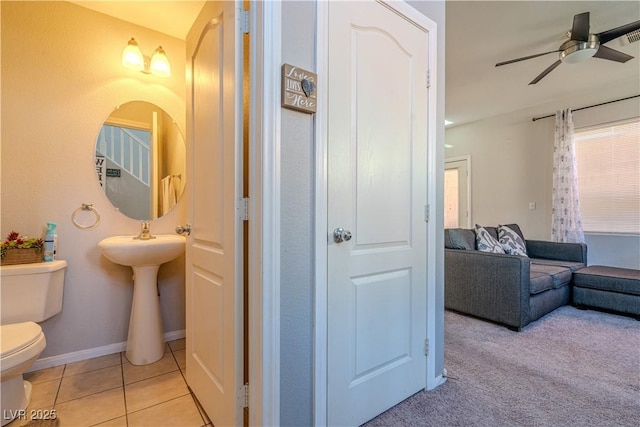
[6, 339, 212, 427]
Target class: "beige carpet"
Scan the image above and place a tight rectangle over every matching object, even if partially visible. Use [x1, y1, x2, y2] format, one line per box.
[364, 306, 640, 427]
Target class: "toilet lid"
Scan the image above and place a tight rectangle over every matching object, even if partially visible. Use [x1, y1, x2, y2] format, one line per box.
[1, 322, 44, 358]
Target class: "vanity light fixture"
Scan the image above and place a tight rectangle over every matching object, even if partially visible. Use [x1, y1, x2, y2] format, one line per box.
[122, 38, 171, 78]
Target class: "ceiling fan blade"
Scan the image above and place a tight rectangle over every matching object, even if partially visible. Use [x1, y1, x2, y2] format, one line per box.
[593, 45, 634, 63]
[570, 12, 590, 41]
[495, 50, 561, 67]
[529, 60, 562, 85]
[597, 20, 640, 44]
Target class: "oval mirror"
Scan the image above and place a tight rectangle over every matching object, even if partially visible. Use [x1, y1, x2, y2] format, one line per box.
[94, 101, 185, 220]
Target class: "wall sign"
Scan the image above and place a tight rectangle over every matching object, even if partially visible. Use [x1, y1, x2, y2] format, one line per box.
[282, 63, 317, 114]
[106, 168, 121, 177]
[96, 155, 105, 187]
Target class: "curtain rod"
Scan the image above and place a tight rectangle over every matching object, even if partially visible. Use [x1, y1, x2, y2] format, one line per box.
[531, 94, 640, 122]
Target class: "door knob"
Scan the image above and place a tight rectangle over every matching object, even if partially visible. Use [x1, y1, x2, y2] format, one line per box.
[176, 224, 191, 236]
[333, 227, 352, 243]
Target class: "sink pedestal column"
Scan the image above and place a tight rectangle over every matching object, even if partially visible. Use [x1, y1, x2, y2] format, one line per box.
[126, 265, 165, 365]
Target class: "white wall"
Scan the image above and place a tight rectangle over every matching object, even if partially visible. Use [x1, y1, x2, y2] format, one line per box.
[1, 1, 187, 359]
[445, 80, 640, 268]
[280, 1, 316, 425]
[445, 109, 554, 239]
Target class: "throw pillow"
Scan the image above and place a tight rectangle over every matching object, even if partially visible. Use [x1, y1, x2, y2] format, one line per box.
[475, 225, 505, 253]
[502, 223, 525, 241]
[498, 224, 528, 257]
[447, 228, 475, 250]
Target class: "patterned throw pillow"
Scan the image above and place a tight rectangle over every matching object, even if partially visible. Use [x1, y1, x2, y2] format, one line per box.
[498, 224, 528, 257]
[475, 225, 505, 253]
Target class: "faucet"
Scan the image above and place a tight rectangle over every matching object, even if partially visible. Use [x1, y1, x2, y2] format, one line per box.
[134, 220, 155, 240]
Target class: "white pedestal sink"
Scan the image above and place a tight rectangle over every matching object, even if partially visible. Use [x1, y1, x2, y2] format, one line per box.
[98, 234, 185, 365]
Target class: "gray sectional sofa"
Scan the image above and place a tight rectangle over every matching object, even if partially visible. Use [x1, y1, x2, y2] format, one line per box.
[445, 224, 587, 331]
[572, 266, 640, 319]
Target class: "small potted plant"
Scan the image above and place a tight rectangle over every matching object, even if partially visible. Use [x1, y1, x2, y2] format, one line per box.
[0, 231, 44, 265]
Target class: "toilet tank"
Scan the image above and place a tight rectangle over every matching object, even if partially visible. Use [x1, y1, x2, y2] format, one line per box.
[0, 260, 66, 324]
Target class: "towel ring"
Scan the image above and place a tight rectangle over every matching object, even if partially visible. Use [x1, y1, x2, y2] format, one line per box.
[72, 203, 101, 229]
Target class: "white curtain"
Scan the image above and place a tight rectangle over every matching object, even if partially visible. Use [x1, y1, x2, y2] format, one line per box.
[552, 108, 585, 243]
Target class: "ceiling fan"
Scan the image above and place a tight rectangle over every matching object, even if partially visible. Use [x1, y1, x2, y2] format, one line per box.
[495, 12, 640, 85]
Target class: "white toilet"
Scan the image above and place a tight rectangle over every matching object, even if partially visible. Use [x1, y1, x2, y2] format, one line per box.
[0, 260, 66, 427]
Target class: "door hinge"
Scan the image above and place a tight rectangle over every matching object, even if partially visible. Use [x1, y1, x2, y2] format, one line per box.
[424, 338, 429, 356]
[239, 8, 249, 34]
[424, 204, 430, 222]
[240, 383, 249, 408]
[426, 69, 431, 88]
[238, 197, 250, 221]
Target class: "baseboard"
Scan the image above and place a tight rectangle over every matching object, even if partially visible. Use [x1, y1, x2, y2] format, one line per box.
[433, 375, 447, 387]
[433, 368, 449, 388]
[28, 329, 186, 372]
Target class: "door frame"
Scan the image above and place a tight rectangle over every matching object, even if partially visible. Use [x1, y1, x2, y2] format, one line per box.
[313, 1, 440, 424]
[445, 155, 472, 228]
[252, 2, 281, 427]
[249, 1, 281, 426]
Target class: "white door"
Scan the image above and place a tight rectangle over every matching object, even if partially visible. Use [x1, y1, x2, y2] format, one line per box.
[445, 158, 470, 228]
[185, 2, 243, 426]
[327, 1, 430, 425]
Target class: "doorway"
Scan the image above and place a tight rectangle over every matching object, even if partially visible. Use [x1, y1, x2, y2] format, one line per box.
[445, 156, 471, 229]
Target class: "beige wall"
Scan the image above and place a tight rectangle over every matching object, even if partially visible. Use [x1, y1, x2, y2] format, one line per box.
[1, 1, 187, 359]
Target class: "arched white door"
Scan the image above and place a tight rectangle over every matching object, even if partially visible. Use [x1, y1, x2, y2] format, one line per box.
[185, 2, 244, 426]
[327, 1, 433, 425]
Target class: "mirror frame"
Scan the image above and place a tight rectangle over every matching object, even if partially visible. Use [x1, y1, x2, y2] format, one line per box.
[95, 101, 185, 220]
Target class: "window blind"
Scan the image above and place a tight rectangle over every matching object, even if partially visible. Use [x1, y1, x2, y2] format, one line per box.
[574, 118, 640, 234]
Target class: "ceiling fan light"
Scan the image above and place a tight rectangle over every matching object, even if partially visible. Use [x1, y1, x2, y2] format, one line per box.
[560, 37, 599, 64]
[122, 38, 144, 71]
[150, 46, 171, 78]
[561, 47, 598, 63]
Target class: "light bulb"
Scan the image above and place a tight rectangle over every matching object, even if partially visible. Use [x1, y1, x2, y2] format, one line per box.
[150, 46, 171, 78]
[122, 38, 144, 71]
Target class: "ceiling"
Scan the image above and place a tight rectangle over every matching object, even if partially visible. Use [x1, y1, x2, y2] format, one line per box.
[446, 1, 640, 126]
[69, 1, 204, 40]
[69, 1, 640, 126]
